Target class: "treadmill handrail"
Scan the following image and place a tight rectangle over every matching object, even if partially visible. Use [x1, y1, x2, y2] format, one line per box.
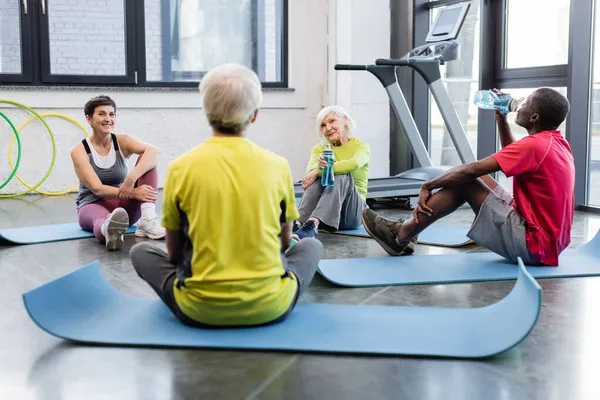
[375, 58, 409, 67]
[334, 64, 368, 71]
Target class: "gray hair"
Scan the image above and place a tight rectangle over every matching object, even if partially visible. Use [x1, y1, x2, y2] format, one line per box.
[316, 105, 357, 144]
[199, 64, 263, 134]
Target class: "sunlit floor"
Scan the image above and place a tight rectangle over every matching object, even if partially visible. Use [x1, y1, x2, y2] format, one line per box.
[1, 193, 600, 400]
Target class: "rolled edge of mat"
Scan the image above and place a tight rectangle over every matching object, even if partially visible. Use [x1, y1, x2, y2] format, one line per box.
[22, 259, 543, 359]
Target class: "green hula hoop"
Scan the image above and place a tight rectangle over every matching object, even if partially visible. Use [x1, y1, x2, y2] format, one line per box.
[0, 112, 21, 190]
[0, 100, 56, 198]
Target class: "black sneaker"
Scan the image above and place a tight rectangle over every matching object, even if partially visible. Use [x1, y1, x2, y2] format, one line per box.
[292, 220, 302, 233]
[361, 208, 415, 256]
[296, 220, 318, 240]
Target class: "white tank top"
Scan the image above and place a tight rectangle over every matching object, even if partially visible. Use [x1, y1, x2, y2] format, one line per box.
[76, 134, 130, 209]
[85, 137, 126, 168]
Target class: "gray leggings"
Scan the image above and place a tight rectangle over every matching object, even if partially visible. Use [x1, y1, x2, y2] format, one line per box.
[129, 237, 323, 327]
[298, 173, 366, 231]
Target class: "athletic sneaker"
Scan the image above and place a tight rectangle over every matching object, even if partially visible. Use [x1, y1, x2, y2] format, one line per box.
[361, 208, 415, 256]
[101, 207, 129, 251]
[295, 220, 318, 240]
[292, 220, 302, 233]
[135, 216, 166, 240]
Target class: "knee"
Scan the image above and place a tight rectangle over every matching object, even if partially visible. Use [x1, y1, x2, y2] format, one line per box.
[329, 173, 353, 189]
[297, 238, 324, 258]
[305, 181, 321, 192]
[334, 173, 352, 182]
[135, 150, 158, 162]
[129, 242, 155, 270]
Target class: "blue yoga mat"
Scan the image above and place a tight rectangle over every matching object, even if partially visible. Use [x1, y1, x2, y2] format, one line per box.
[318, 231, 600, 287]
[0, 223, 137, 244]
[23, 259, 541, 358]
[331, 225, 473, 247]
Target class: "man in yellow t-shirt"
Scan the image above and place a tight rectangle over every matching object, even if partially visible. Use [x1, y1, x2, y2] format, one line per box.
[129, 64, 323, 327]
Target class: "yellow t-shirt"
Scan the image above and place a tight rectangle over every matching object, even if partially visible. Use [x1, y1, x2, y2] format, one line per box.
[306, 138, 370, 200]
[161, 136, 300, 326]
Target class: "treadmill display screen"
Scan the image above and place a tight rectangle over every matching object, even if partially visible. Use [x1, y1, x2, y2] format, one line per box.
[432, 8, 462, 36]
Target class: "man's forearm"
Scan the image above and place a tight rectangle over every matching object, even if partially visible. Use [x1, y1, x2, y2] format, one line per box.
[424, 164, 479, 191]
[497, 117, 515, 148]
[166, 229, 183, 264]
[280, 221, 293, 250]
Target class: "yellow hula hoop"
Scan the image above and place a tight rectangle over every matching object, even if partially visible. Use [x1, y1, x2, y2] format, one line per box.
[8, 113, 90, 196]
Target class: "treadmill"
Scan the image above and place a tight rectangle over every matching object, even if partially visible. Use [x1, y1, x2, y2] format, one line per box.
[294, 1, 476, 201]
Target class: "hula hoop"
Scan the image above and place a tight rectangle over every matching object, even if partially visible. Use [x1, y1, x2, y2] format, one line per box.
[0, 100, 56, 199]
[8, 113, 90, 196]
[0, 112, 21, 190]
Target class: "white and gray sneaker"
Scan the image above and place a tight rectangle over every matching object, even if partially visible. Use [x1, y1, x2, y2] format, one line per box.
[135, 217, 166, 240]
[101, 207, 130, 251]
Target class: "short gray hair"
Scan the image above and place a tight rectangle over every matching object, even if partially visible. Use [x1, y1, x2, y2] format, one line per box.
[316, 105, 357, 144]
[199, 64, 263, 134]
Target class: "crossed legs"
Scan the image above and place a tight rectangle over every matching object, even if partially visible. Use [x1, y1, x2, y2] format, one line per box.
[77, 153, 164, 250]
[361, 176, 498, 256]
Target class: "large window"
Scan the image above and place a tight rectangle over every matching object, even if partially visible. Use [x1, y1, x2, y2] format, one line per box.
[494, 0, 570, 90]
[588, 0, 600, 206]
[504, 0, 570, 69]
[428, 1, 480, 166]
[39, 0, 134, 84]
[147, 0, 285, 84]
[0, 0, 287, 87]
[0, 1, 23, 74]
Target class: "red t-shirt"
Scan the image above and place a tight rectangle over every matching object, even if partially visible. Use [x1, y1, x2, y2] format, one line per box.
[492, 131, 574, 266]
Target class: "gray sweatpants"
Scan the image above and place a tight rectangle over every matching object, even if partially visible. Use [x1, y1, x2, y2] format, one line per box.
[298, 173, 365, 231]
[129, 238, 323, 327]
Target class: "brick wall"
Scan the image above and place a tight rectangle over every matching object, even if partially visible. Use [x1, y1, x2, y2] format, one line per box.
[0, 0, 22, 74]
[48, 0, 126, 76]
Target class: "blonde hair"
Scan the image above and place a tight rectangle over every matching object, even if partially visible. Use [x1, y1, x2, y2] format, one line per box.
[316, 105, 357, 145]
[199, 64, 263, 134]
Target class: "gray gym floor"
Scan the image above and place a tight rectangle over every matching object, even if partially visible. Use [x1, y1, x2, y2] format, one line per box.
[1, 193, 599, 400]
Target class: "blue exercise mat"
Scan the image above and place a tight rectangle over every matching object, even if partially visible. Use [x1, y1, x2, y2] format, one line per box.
[318, 231, 600, 287]
[331, 225, 473, 247]
[0, 223, 137, 244]
[23, 259, 541, 358]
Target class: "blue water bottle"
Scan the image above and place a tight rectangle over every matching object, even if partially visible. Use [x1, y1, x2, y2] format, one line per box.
[473, 90, 522, 114]
[321, 144, 335, 187]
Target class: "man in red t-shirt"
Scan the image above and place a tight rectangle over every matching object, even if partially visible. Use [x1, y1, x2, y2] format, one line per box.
[362, 87, 573, 266]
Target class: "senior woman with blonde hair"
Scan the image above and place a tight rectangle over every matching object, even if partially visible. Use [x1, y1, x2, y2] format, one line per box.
[129, 64, 323, 328]
[294, 105, 370, 239]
